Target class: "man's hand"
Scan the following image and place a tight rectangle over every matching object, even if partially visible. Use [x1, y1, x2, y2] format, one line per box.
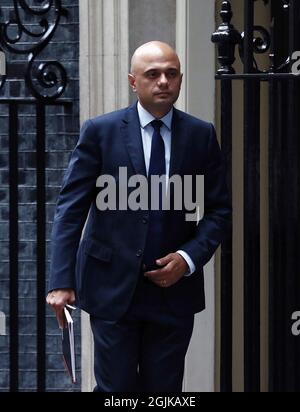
[46, 288, 75, 328]
[144, 253, 189, 288]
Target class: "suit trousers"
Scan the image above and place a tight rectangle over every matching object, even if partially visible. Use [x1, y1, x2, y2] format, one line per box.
[90, 273, 194, 392]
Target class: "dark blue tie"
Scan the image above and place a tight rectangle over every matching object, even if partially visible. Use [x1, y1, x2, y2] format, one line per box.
[143, 120, 167, 271]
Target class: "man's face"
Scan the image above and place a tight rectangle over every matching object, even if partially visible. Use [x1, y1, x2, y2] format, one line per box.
[128, 48, 183, 115]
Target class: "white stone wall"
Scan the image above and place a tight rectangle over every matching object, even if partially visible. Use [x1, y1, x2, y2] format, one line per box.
[176, 0, 216, 393]
[79, 0, 129, 392]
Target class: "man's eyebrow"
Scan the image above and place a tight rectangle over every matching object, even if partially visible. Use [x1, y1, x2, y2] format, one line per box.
[144, 67, 179, 73]
[144, 68, 158, 73]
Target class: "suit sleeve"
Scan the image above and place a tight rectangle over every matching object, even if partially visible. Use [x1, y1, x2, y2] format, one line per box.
[48, 119, 101, 292]
[179, 123, 231, 270]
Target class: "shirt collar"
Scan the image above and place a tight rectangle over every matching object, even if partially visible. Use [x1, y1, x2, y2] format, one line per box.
[137, 101, 173, 131]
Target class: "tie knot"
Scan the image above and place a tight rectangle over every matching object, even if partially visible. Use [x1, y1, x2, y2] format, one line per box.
[151, 120, 163, 131]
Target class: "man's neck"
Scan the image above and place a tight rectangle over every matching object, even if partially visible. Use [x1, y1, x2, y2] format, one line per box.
[138, 101, 173, 119]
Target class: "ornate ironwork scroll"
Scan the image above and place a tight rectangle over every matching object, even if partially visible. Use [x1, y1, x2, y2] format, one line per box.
[239, 25, 271, 71]
[212, 0, 293, 75]
[0, 0, 68, 101]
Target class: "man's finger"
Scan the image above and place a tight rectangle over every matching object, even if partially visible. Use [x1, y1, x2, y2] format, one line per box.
[156, 253, 174, 266]
[48, 296, 59, 308]
[68, 292, 76, 305]
[55, 309, 65, 329]
[145, 260, 175, 279]
[144, 267, 164, 277]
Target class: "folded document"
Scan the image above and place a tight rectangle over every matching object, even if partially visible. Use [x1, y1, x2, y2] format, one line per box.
[62, 304, 76, 384]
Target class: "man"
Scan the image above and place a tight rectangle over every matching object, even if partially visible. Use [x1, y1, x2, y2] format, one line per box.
[47, 41, 231, 392]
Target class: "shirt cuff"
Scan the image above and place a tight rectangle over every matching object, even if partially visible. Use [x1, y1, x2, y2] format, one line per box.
[176, 250, 196, 277]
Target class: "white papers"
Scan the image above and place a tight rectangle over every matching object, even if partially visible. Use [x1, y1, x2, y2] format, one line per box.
[62, 305, 76, 383]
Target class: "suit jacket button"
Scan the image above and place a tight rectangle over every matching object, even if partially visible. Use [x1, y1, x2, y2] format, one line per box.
[142, 217, 148, 224]
[136, 249, 143, 257]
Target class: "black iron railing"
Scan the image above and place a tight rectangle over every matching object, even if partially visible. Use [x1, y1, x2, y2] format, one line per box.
[212, 0, 300, 392]
[0, 0, 72, 392]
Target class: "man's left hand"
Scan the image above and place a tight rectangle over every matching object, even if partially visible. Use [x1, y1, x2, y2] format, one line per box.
[144, 253, 189, 288]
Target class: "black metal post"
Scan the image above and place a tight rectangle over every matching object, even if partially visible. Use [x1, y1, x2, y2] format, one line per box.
[244, 77, 261, 392]
[268, 79, 285, 392]
[220, 79, 233, 392]
[244, 0, 254, 73]
[243, 0, 261, 393]
[36, 103, 46, 392]
[9, 102, 19, 392]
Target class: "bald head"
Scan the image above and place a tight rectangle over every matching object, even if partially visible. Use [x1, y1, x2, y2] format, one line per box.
[130, 41, 181, 74]
[128, 41, 183, 118]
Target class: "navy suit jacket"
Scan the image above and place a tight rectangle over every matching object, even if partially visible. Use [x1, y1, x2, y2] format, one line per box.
[48, 102, 231, 320]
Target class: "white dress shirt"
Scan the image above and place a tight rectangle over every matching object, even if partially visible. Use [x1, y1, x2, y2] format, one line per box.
[137, 102, 196, 276]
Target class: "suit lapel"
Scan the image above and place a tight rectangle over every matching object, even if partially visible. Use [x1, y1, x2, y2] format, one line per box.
[120, 103, 188, 177]
[120, 102, 147, 176]
[169, 108, 188, 177]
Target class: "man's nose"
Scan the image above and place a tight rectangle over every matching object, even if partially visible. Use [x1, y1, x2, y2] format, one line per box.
[158, 73, 168, 86]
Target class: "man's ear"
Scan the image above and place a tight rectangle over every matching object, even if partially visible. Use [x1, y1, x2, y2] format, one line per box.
[128, 73, 136, 92]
